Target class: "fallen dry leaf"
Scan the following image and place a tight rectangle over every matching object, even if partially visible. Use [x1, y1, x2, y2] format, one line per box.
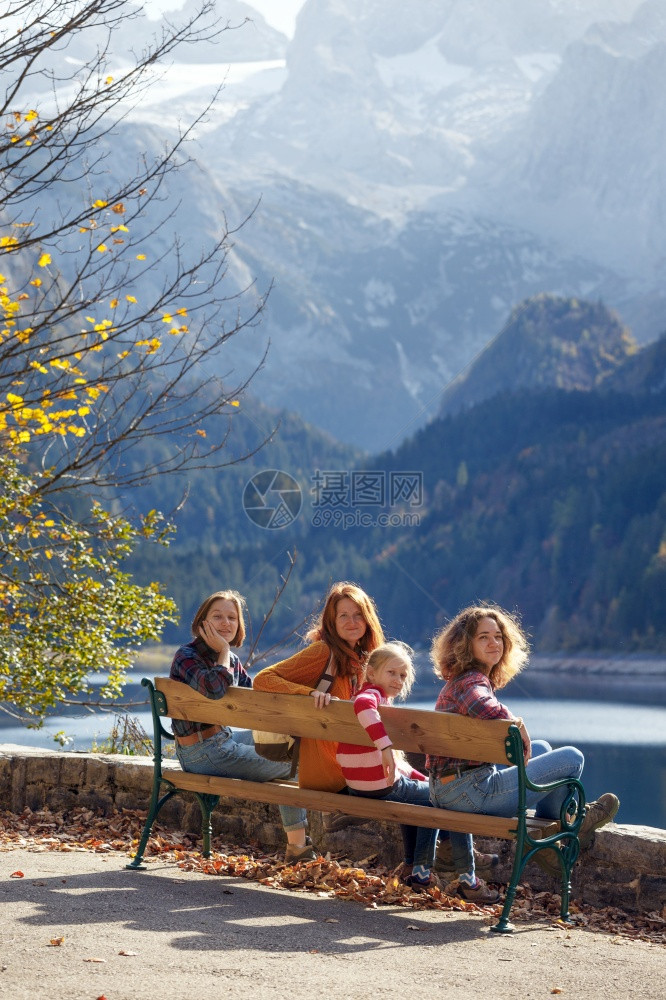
[48, 937, 65, 947]
[9, 870, 24, 878]
[1, 805, 664, 945]
[83, 957, 106, 963]
[551, 989, 564, 995]
[118, 950, 138, 957]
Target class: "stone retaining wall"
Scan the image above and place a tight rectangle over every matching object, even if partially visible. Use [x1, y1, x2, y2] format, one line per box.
[1, 744, 664, 915]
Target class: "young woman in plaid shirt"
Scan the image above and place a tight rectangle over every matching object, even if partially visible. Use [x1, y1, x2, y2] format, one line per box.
[427, 604, 619, 892]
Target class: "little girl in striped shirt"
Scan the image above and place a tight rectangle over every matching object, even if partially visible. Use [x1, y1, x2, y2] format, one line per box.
[337, 641, 500, 900]
[335, 641, 440, 890]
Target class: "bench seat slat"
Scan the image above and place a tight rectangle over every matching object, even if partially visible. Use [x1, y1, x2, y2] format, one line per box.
[162, 767, 559, 841]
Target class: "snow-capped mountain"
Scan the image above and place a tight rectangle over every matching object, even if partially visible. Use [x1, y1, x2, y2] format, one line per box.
[9, 0, 665, 450]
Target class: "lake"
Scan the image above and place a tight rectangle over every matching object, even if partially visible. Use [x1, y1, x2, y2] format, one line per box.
[2, 672, 665, 831]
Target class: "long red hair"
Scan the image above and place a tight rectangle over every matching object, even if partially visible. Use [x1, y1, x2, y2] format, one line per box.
[305, 581, 384, 680]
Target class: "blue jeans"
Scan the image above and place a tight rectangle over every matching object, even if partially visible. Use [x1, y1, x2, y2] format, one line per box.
[176, 727, 307, 831]
[429, 740, 584, 821]
[350, 775, 438, 869]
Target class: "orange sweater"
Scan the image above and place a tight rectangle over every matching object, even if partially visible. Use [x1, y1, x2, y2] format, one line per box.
[253, 640, 359, 793]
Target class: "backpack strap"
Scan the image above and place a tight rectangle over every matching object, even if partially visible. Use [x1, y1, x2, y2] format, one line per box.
[289, 651, 336, 777]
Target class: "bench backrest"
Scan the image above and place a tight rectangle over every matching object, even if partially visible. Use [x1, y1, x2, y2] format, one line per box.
[153, 678, 518, 766]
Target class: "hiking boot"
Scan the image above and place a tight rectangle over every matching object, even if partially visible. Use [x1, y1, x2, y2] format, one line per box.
[578, 793, 620, 849]
[324, 810, 372, 833]
[435, 839, 499, 875]
[529, 845, 561, 877]
[444, 877, 501, 904]
[404, 871, 444, 892]
[284, 836, 319, 864]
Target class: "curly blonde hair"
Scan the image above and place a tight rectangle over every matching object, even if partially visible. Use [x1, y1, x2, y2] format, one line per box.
[430, 604, 529, 690]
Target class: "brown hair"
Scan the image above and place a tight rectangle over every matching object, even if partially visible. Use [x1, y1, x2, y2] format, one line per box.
[191, 590, 247, 647]
[305, 581, 384, 680]
[366, 641, 415, 699]
[430, 604, 529, 690]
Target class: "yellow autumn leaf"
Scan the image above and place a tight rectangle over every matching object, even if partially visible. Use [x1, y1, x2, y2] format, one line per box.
[93, 199, 108, 209]
[110, 225, 129, 233]
[25, 110, 38, 122]
[77, 406, 90, 416]
[44, 549, 53, 559]
[105, 76, 113, 85]
[126, 295, 137, 304]
[168, 327, 181, 335]
[161, 313, 172, 323]
[111, 203, 125, 214]
[109, 298, 119, 308]
[96, 243, 108, 253]
[196, 429, 206, 437]
[136, 254, 146, 260]
[230, 400, 240, 407]
[30, 278, 42, 287]
[1, 236, 19, 248]
[38, 252, 51, 267]
[117, 350, 130, 359]
[6, 393, 24, 404]
[175, 307, 188, 316]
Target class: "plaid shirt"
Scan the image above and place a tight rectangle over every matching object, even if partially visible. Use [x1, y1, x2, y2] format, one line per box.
[169, 638, 252, 738]
[426, 669, 516, 777]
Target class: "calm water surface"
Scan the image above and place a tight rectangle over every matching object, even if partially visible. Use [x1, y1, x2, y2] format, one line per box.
[2, 678, 665, 830]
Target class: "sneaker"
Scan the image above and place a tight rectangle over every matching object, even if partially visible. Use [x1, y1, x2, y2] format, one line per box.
[578, 793, 620, 850]
[404, 871, 444, 892]
[284, 836, 319, 864]
[324, 810, 372, 833]
[444, 877, 501, 904]
[435, 839, 499, 875]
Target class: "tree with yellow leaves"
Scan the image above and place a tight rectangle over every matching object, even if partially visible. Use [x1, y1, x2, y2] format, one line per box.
[0, 1, 270, 732]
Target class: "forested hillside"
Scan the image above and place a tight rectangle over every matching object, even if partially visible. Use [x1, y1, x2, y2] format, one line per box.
[125, 295, 666, 652]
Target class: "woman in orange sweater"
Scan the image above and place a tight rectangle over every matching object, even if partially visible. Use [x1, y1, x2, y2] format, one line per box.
[253, 581, 385, 859]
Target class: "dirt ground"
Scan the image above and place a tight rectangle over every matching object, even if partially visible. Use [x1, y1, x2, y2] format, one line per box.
[1, 848, 664, 1000]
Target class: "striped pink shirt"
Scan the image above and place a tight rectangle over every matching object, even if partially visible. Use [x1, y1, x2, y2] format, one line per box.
[336, 682, 423, 792]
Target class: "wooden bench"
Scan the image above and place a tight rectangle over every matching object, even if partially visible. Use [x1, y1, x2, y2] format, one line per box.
[128, 677, 587, 933]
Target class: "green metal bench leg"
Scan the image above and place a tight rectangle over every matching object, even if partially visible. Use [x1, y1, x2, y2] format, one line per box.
[194, 793, 220, 858]
[491, 830, 531, 934]
[126, 787, 177, 870]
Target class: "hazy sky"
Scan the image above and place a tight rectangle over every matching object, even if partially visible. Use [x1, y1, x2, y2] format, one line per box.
[145, 1, 305, 36]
